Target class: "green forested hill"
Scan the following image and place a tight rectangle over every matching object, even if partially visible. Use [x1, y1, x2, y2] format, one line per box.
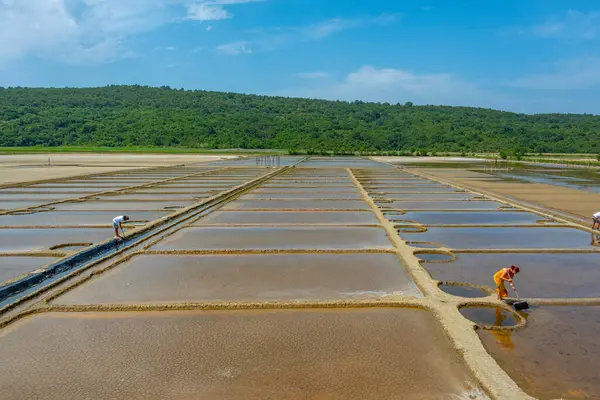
[0, 86, 599, 153]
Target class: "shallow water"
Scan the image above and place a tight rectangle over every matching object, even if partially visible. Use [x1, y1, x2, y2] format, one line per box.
[302, 158, 389, 168]
[460, 306, 517, 327]
[0, 228, 110, 252]
[439, 285, 489, 298]
[416, 253, 454, 262]
[395, 211, 542, 225]
[56, 253, 421, 304]
[197, 211, 378, 225]
[98, 193, 209, 200]
[424, 253, 600, 298]
[33, 182, 132, 188]
[52, 200, 194, 211]
[479, 306, 600, 399]
[377, 193, 476, 200]
[372, 187, 460, 193]
[127, 188, 222, 195]
[253, 187, 359, 193]
[401, 226, 594, 249]
[0, 193, 80, 201]
[0, 256, 56, 284]
[241, 192, 363, 199]
[223, 200, 370, 210]
[0, 308, 482, 400]
[380, 200, 503, 211]
[0, 211, 168, 227]
[0, 200, 57, 210]
[151, 226, 392, 250]
[0, 187, 99, 193]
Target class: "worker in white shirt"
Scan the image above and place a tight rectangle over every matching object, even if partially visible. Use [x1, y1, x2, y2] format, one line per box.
[113, 215, 130, 240]
[593, 212, 600, 230]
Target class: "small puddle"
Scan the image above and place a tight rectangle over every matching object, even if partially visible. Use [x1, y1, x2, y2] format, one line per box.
[416, 252, 453, 262]
[440, 285, 488, 298]
[460, 306, 517, 327]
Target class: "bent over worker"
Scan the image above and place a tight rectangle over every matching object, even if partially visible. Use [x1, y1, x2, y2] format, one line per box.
[493, 265, 520, 300]
[113, 215, 129, 240]
[592, 212, 600, 230]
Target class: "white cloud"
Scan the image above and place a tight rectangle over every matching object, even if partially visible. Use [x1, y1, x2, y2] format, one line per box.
[280, 66, 492, 108]
[508, 58, 600, 90]
[304, 14, 398, 39]
[529, 10, 600, 39]
[216, 14, 399, 55]
[0, 0, 176, 65]
[186, 0, 263, 22]
[216, 41, 252, 55]
[0, 0, 264, 65]
[206, 25, 213, 31]
[153, 46, 177, 52]
[296, 71, 329, 79]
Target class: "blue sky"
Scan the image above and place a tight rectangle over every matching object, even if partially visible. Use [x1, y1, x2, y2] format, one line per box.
[1, 0, 600, 114]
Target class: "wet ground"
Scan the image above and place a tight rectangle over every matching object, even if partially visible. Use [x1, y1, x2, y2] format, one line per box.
[3, 156, 600, 398]
[401, 226, 594, 249]
[479, 306, 600, 399]
[0, 308, 480, 400]
[424, 253, 600, 298]
[56, 253, 421, 304]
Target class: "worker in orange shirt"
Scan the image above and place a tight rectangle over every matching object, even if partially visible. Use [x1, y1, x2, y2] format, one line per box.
[493, 265, 520, 300]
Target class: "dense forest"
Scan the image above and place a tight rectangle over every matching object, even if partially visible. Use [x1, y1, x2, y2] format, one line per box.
[0, 86, 599, 153]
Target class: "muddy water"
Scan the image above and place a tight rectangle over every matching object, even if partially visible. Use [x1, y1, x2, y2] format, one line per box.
[0, 309, 482, 399]
[381, 200, 503, 210]
[401, 226, 594, 249]
[363, 180, 446, 186]
[0, 228, 110, 252]
[154, 182, 246, 188]
[56, 253, 421, 304]
[0, 187, 99, 193]
[196, 211, 379, 225]
[33, 182, 133, 188]
[377, 193, 476, 200]
[394, 211, 542, 225]
[460, 306, 517, 327]
[97, 193, 208, 200]
[424, 253, 600, 298]
[241, 192, 363, 199]
[68, 179, 154, 184]
[0, 200, 58, 210]
[303, 159, 389, 168]
[416, 253, 454, 262]
[151, 226, 392, 250]
[52, 200, 195, 211]
[0, 193, 81, 201]
[439, 285, 488, 298]
[373, 187, 463, 193]
[0, 211, 168, 227]
[253, 187, 359, 193]
[0, 256, 56, 283]
[223, 200, 370, 210]
[136, 187, 229, 194]
[128, 188, 223, 195]
[479, 306, 600, 399]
